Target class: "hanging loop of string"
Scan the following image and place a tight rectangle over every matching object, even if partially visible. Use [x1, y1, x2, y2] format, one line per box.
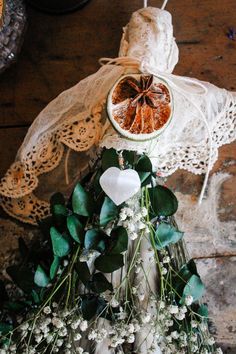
[143, 0, 169, 9]
[99, 55, 212, 204]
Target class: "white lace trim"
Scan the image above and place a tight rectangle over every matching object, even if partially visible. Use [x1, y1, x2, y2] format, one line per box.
[0, 7, 235, 225]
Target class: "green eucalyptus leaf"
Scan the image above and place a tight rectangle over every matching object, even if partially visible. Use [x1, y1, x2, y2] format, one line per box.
[173, 260, 199, 299]
[89, 273, 113, 293]
[18, 237, 28, 259]
[149, 185, 178, 216]
[155, 223, 183, 249]
[52, 204, 68, 217]
[94, 254, 124, 273]
[187, 259, 199, 276]
[50, 256, 60, 280]
[75, 261, 91, 286]
[180, 275, 205, 305]
[138, 171, 151, 184]
[198, 304, 209, 319]
[34, 265, 50, 288]
[136, 155, 152, 172]
[67, 215, 84, 243]
[100, 197, 119, 226]
[84, 229, 107, 253]
[50, 227, 71, 257]
[0, 280, 8, 305]
[92, 169, 103, 196]
[101, 148, 119, 171]
[50, 192, 65, 207]
[72, 183, 94, 217]
[7, 265, 34, 294]
[81, 296, 98, 320]
[110, 226, 128, 254]
[31, 290, 41, 304]
[0, 322, 13, 335]
[122, 150, 135, 166]
[5, 301, 26, 312]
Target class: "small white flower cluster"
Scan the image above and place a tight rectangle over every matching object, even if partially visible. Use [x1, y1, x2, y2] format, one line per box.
[118, 199, 149, 240]
[140, 299, 221, 354]
[107, 320, 140, 348]
[0, 304, 88, 354]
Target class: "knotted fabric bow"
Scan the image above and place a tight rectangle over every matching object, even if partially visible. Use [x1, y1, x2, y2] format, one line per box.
[99, 56, 212, 204]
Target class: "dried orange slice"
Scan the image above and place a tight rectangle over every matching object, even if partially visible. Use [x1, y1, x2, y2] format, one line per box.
[107, 74, 173, 141]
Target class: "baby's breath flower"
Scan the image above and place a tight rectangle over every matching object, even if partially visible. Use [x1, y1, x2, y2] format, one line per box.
[206, 336, 215, 345]
[129, 232, 138, 240]
[88, 330, 97, 340]
[59, 327, 67, 337]
[79, 320, 88, 332]
[168, 305, 179, 314]
[71, 320, 80, 330]
[127, 333, 135, 343]
[138, 221, 146, 230]
[110, 298, 119, 308]
[190, 333, 198, 342]
[159, 300, 166, 309]
[163, 256, 170, 264]
[35, 334, 43, 343]
[175, 312, 185, 320]
[128, 323, 135, 333]
[138, 292, 145, 301]
[20, 322, 29, 331]
[171, 331, 179, 339]
[184, 295, 193, 306]
[56, 339, 63, 347]
[165, 319, 174, 327]
[191, 344, 199, 353]
[180, 305, 187, 314]
[52, 317, 64, 329]
[161, 267, 168, 275]
[74, 333, 82, 341]
[191, 320, 198, 328]
[141, 207, 148, 217]
[46, 334, 54, 343]
[141, 312, 151, 324]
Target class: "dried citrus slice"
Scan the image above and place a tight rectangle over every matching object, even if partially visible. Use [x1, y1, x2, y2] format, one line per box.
[107, 74, 173, 141]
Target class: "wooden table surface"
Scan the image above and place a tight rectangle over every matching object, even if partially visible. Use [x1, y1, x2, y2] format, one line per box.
[0, 0, 236, 352]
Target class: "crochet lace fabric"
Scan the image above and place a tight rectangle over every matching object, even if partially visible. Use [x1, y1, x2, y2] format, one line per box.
[0, 7, 235, 225]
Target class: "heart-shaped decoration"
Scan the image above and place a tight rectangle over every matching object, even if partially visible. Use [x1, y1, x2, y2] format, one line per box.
[99, 167, 141, 205]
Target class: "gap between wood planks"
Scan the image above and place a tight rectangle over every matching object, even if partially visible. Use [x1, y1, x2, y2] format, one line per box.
[0, 124, 30, 129]
[194, 253, 236, 260]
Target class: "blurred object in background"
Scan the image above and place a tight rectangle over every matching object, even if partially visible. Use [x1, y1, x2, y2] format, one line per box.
[27, 0, 91, 14]
[0, 0, 26, 74]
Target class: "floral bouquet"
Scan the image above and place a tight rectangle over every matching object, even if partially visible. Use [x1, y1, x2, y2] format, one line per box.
[0, 149, 222, 354]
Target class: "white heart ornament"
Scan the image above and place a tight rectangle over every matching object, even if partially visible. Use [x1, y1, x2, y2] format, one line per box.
[99, 167, 141, 205]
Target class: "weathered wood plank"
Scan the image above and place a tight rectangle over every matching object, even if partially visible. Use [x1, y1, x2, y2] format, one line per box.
[167, 143, 236, 258]
[0, 127, 28, 177]
[0, 0, 236, 126]
[196, 256, 236, 353]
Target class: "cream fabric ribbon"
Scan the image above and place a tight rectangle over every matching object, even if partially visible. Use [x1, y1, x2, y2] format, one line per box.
[99, 56, 212, 204]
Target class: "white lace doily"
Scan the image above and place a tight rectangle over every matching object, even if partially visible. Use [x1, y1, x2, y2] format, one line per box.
[0, 7, 235, 225]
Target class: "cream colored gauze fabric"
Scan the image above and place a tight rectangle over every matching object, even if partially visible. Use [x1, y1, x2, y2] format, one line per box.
[0, 7, 236, 225]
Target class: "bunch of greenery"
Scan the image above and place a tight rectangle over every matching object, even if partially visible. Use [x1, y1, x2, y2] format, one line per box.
[0, 149, 220, 354]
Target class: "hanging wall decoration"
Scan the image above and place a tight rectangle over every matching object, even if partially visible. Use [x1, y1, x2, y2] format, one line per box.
[0, 0, 235, 353]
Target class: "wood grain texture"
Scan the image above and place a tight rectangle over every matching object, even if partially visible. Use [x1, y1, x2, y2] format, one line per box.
[0, 0, 236, 126]
[0, 0, 235, 350]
